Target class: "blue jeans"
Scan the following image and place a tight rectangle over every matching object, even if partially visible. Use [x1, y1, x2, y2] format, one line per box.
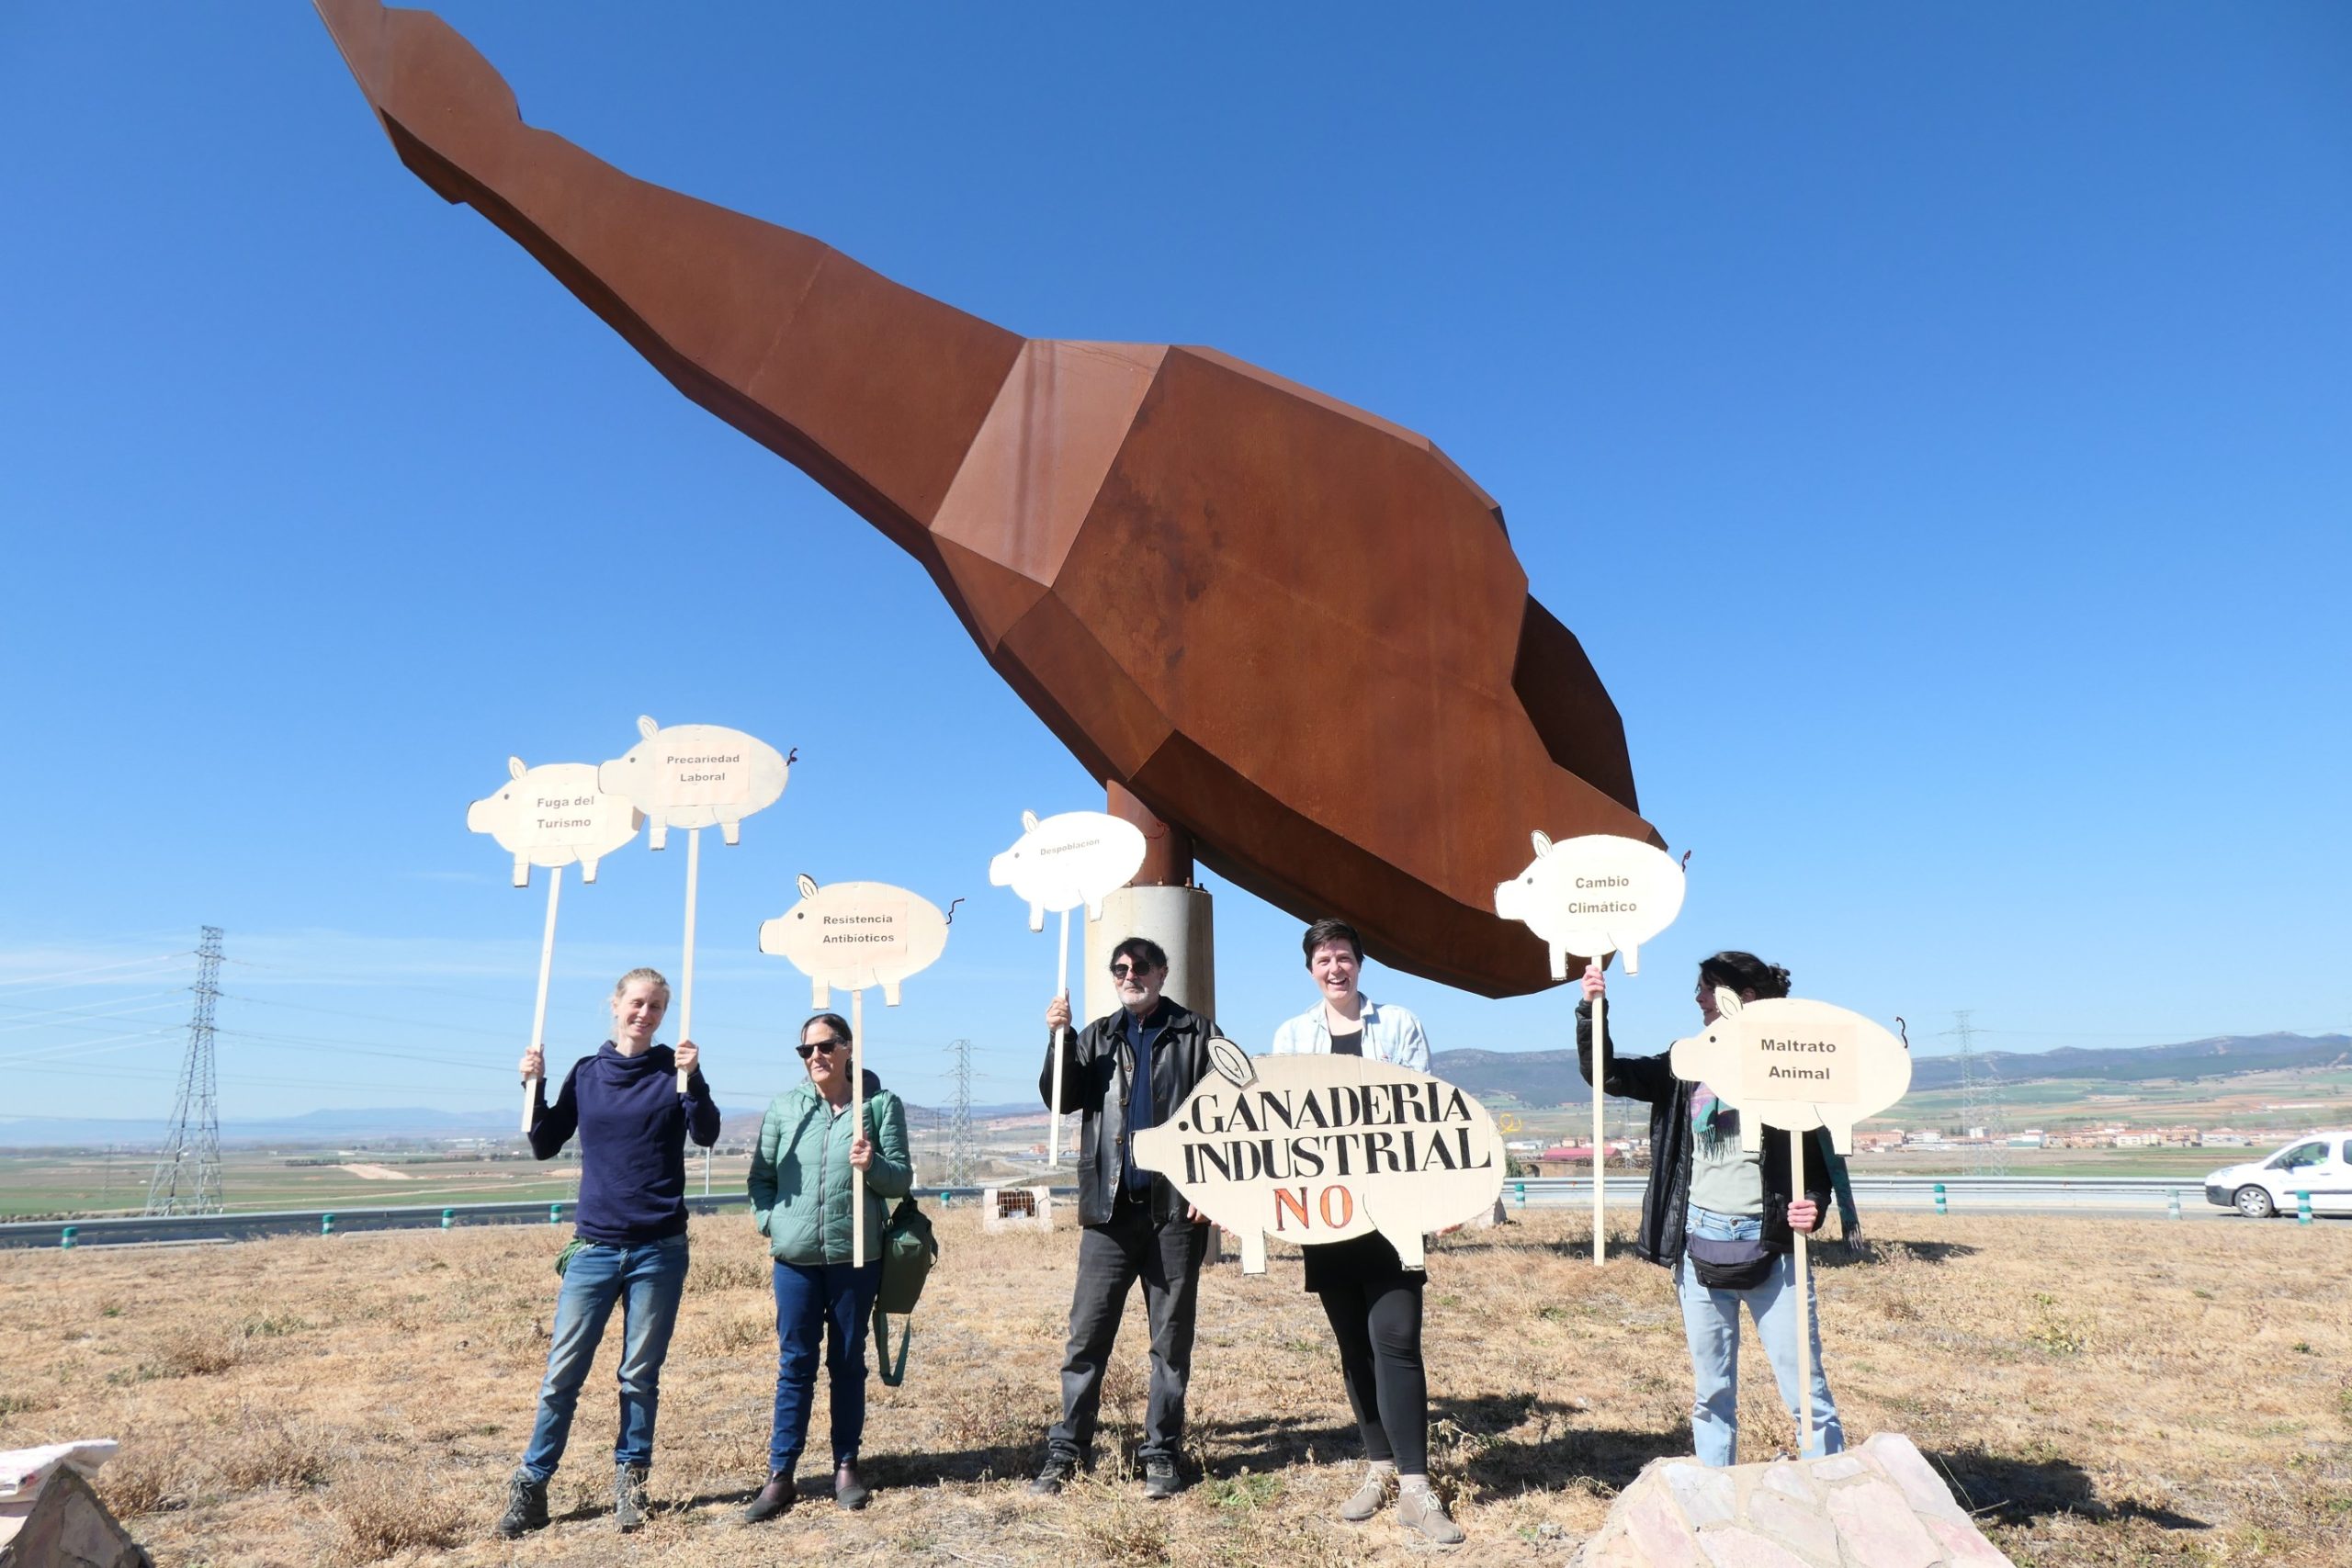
[519, 1234, 688, 1480]
[1675, 1208, 1843, 1467]
[769, 1258, 884, 1474]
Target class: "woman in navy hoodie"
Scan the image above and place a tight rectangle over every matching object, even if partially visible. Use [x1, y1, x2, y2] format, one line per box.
[496, 966, 721, 1539]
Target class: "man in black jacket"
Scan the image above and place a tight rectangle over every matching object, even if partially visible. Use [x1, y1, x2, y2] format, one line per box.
[1029, 936, 1220, 1500]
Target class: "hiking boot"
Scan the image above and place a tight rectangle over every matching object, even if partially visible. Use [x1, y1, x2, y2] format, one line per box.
[834, 1459, 870, 1510]
[1339, 1464, 1395, 1523]
[1142, 1457, 1181, 1500]
[741, 1471, 795, 1522]
[1398, 1483, 1464, 1546]
[615, 1462, 650, 1532]
[1027, 1453, 1079, 1495]
[495, 1468, 548, 1538]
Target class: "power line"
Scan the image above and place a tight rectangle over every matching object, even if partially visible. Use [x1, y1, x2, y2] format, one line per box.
[145, 928, 225, 1215]
[1943, 1010, 2008, 1177]
[0, 953, 191, 991]
[944, 1038, 976, 1186]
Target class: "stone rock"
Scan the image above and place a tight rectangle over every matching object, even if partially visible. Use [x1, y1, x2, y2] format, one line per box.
[1662, 1463, 1737, 1527]
[1862, 1434, 1973, 1526]
[1696, 1528, 1812, 1568]
[1569, 1436, 2013, 1568]
[1747, 1484, 1841, 1562]
[0, 1467, 150, 1568]
[1826, 1478, 1942, 1568]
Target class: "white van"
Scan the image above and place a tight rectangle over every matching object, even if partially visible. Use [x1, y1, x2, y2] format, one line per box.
[2203, 1132, 2352, 1218]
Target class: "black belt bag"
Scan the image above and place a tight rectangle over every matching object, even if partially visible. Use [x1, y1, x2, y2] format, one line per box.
[1685, 1232, 1776, 1290]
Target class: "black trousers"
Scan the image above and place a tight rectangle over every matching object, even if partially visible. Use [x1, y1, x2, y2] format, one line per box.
[1047, 1191, 1207, 1463]
[1313, 1242, 1428, 1474]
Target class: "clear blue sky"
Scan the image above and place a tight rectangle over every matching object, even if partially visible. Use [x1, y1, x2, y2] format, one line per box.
[3, 3, 2346, 1127]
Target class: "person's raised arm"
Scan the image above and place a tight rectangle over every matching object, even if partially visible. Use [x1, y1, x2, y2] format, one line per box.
[1574, 965, 1675, 1104]
[528, 1059, 580, 1159]
[1038, 995, 1088, 1114]
[678, 1040, 720, 1148]
[863, 1094, 914, 1199]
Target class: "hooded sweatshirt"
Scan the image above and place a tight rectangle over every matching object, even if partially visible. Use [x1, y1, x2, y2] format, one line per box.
[530, 1042, 721, 1245]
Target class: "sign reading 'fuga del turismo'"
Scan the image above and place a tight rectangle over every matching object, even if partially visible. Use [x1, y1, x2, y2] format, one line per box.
[1133, 1051, 1506, 1274]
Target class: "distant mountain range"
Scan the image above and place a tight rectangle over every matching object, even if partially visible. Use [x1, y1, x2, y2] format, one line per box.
[8, 1032, 2343, 1146]
[1427, 1031, 2352, 1110]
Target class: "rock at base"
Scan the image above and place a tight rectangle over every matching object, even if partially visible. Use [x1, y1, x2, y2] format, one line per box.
[0, 1466, 150, 1568]
[1570, 1434, 2011, 1568]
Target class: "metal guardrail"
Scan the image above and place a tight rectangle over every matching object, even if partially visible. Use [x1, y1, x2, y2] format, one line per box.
[2, 1175, 2262, 1250]
[0, 1187, 1039, 1250]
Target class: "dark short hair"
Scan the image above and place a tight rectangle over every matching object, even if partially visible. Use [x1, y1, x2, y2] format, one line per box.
[1111, 937, 1169, 972]
[1300, 919, 1363, 964]
[1696, 951, 1791, 1000]
[801, 1011, 854, 1046]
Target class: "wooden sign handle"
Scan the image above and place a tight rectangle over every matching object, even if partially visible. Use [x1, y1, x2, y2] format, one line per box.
[521, 864, 563, 1134]
[1590, 976, 1606, 1266]
[851, 987, 866, 1269]
[1791, 1123, 1814, 1455]
[676, 826, 699, 1095]
[1048, 907, 1070, 1168]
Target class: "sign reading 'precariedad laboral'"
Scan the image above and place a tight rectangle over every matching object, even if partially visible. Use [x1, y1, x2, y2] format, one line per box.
[1134, 1052, 1506, 1275]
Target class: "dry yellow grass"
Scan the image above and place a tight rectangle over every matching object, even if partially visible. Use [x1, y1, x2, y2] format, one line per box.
[3, 1210, 2346, 1566]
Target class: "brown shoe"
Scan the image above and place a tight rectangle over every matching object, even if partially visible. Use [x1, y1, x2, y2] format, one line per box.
[742, 1471, 795, 1522]
[834, 1459, 870, 1511]
[1398, 1483, 1464, 1546]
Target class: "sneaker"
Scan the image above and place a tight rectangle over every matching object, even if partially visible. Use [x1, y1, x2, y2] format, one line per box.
[834, 1459, 870, 1511]
[615, 1462, 650, 1532]
[1142, 1458, 1181, 1501]
[1027, 1453, 1079, 1496]
[1339, 1465, 1394, 1523]
[1398, 1483, 1464, 1546]
[741, 1471, 795, 1523]
[494, 1468, 548, 1538]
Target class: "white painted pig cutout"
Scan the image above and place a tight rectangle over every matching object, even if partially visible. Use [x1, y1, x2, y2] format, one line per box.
[1668, 992, 1912, 1155]
[987, 809, 1148, 931]
[1133, 1051, 1506, 1274]
[759, 876, 949, 1008]
[1494, 830, 1687, 979]
[598, 716, 790, 850]
[466, 758, 643, 886]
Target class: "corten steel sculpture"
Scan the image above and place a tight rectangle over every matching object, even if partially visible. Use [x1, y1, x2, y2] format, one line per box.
[314, 0, 1663, 998]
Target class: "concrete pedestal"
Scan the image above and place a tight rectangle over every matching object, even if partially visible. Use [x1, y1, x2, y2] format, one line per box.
[1082, 884, 1216, 1023]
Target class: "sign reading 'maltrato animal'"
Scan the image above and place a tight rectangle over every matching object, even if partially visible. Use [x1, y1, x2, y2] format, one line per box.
[1668, 993, 1911, 1155]
[1133, 1052, 1505, 1274]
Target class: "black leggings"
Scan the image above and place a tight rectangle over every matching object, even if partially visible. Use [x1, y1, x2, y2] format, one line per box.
[1315, 1271, 1427, 1474]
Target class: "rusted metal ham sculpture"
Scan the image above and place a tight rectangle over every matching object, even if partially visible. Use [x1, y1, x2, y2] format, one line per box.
[315, 0, 1662, 997]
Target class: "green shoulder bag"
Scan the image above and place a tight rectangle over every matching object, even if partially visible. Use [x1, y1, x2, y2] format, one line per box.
[871, 1195, 938, 1387]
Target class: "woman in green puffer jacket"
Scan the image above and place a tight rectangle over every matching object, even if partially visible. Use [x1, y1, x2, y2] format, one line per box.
[741, 1011, 912, 1521]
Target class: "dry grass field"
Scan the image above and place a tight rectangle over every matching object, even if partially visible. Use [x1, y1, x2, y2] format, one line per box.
[3, 1211, 2346, 1567]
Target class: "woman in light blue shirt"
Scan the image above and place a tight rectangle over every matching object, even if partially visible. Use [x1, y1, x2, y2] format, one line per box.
[1270, 919, 1459, 1545]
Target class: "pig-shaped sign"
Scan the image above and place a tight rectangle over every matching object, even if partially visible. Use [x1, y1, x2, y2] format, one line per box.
[1668, 993, 1912, 1155]
[598, 716, 791, 849]
[1133, 1051, 1506, 1274]
[1494, 830, 1687, 979]
[758, 876, 949, 1007]
[988, 810, 1148, 931]
[465, 758, 643, 886]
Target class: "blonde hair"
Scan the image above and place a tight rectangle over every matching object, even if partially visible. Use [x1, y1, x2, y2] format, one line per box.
[611, 966, 672, 998]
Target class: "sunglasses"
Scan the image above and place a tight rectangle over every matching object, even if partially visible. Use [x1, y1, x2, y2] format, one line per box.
[796, 1036, 850, 1059]
[1109, 962, 1160, 979]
